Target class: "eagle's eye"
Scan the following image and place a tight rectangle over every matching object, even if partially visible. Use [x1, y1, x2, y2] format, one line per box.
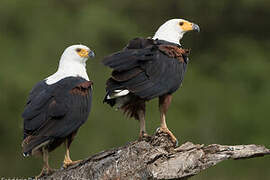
[179, 22, 184, 26]
[76, 48, 82, 52]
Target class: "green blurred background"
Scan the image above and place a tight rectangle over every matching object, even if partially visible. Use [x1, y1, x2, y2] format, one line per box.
[0, 0, 269, 179]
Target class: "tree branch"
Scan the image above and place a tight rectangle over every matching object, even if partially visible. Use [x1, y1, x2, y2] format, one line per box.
[42, 132, 270, 180]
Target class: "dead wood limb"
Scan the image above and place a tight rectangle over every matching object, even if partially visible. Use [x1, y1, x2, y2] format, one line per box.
[41, 132, 270, 180]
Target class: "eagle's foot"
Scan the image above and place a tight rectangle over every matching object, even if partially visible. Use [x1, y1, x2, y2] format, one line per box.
[156, 127, 178, 147]
[35, 167, 55, 179]
[139, 131, 151, 141]
[62, 159, 82, 169]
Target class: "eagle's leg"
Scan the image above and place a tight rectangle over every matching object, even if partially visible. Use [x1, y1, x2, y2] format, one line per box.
[138, 109, 147, 139]
[137, 102, 150, 140]
[63, 138, 81, 169]
[158, 94, 178, 145]
[35, 147, 54, 179]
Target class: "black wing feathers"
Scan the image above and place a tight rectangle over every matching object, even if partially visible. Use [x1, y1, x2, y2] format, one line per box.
[103, 38, 189, 100]
[22, 77, 92, 155]
[111, 67, 143, 82]
[103, 48, 154, 71]
[22, 81, 52, 121]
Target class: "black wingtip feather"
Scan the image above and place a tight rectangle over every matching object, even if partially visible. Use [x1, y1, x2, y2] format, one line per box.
[103, 98, 116, 107]
[103, 92, 116, 107]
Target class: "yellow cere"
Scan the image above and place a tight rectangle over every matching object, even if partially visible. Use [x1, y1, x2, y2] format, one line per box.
[179, 21, 193, 31]
[77, 48, 89, 58]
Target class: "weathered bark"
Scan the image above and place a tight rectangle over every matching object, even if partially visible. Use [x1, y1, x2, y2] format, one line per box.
[42, 132, 270, 180]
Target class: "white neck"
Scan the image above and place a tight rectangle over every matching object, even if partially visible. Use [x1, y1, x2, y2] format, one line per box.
[45, 59, 89, 85]
[153, 30, 183, 45]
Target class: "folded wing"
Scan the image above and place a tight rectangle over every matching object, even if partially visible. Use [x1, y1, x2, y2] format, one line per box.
[22, 77, 92, 155]
[103, 38, 189, 101]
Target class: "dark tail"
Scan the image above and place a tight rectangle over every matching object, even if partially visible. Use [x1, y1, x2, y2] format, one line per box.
[22, 135, 50, 157]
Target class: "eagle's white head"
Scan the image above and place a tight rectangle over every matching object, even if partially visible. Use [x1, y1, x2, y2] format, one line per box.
[46, 44, 95, 85]
[153, 19, 200, 45]
[59, 44, 95, 67]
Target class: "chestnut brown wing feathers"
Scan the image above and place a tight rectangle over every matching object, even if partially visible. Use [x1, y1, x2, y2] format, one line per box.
[158, 45, 190, 63]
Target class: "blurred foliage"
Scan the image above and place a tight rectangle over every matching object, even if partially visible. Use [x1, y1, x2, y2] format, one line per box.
[0, 0, 269, 179]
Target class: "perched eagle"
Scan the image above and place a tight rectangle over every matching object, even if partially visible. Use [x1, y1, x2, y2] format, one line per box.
[103, 19, 199, 144]
[22, 45, 95, 178]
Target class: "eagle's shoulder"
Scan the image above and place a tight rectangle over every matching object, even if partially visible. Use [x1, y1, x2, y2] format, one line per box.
[158, 45, 190, 63]
[52, 76, 92, 91]
[69, 79, 93, 96]
[22, 77, 92, 120]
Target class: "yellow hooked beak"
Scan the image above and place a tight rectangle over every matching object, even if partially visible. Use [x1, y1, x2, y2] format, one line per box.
[77, 48, 95, 58]
[179, 21, 200, 32]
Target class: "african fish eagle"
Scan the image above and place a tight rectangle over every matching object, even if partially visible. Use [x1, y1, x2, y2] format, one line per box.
[22, 44, 95, 178]
[103, 19, 199, 145]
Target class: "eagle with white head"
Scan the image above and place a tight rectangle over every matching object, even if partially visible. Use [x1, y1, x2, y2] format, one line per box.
[103, 19, 199, 145]
[22, 44, 95, 178]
